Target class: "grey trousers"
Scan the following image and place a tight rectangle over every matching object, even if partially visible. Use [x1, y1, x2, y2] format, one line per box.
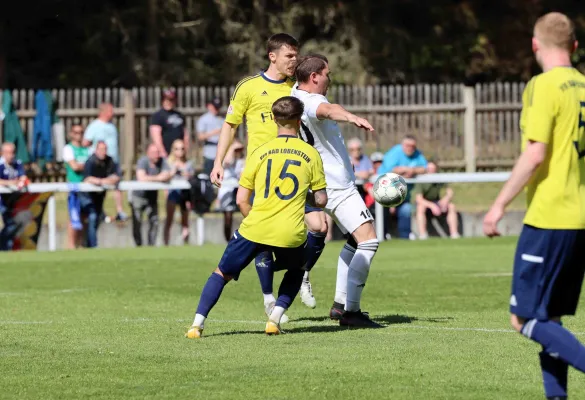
[130, 196, 159, 246]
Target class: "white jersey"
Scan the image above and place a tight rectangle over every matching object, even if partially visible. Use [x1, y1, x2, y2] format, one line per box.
[291, 87, 355, 189]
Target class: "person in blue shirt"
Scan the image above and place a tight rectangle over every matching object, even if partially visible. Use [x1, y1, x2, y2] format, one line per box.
[196, 97, 224, 175]
[0, 143, 28, 250]
[378, 135, 428, 239]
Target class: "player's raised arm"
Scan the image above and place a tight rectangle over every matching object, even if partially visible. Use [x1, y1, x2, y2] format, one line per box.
[295, 54, 374, 131]
[316, 103, 374, 131]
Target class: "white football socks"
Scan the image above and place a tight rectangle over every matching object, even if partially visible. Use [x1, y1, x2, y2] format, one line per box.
[269, 306, 286, 324]
[193, 313, 206, 328]
[334, 242, 356, 304]
[303, 271, 310, 283]
[346, 239, 379, 312]
[263, 293, 276, 307]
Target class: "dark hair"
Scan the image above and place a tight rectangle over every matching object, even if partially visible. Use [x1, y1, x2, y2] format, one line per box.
[266, 33, 299, 55]
[295, 54, 329, 83]
[272, 96, 304, 121]
[403, 134, 417, 142]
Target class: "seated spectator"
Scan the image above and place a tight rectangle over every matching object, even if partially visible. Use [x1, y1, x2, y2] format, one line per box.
[378, 135, 428, 239]
[415, 161, 460, 239]
[219, 139, 245, 242]
[63, 123, 90, 249]
[363, 151, 384, 210]
[81, 141, 120, 248]
[347, 138, 374, 182]
[130, 144, 172, 247]
[164, 139, 194, 246]
[0, 143, 27, 251]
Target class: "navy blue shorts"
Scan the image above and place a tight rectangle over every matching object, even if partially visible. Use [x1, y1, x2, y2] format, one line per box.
[305, 203, 322, 214]
[218, 230, 307, 280]
[510, 224, 585, 320]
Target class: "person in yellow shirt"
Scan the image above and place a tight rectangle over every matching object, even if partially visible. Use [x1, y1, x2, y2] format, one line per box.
[210, 32, 328, 318]
[484, 12, 585, 399]
[186, 97, 327, 338]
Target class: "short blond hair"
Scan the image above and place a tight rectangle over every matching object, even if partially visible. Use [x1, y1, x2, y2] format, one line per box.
[534, 12, 576, 51]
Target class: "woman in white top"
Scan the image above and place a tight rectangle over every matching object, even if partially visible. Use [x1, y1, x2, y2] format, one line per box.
[164, 139, 194, 245]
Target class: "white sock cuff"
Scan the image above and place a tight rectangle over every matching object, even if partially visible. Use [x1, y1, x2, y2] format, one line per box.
[357, 238, 379, 252]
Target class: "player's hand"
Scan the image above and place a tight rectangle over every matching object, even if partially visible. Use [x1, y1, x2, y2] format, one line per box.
[350, 116, 374, 132]
[483, 204, 504, 238]
[389, 207, 396, 215]
[210, 164, 224, 188]
[430, 203, 442, 216]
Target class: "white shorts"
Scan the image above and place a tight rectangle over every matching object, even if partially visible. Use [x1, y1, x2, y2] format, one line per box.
[324, 186, 373, 235]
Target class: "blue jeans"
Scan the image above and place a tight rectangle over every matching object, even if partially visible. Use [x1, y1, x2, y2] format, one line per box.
[396, 202, 413, 239]
[79, 194, 101, 248]
[0, 210, 18, 251]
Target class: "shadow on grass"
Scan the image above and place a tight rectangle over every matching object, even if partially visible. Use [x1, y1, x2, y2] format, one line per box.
[294, 314, 453, 325]
[205, 314, 453, 337]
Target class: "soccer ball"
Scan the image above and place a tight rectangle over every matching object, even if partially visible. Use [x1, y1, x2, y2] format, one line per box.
[373, 173, 408, 207]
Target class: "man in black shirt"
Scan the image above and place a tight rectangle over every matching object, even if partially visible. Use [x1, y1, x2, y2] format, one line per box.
[81, 141, 120, 248]
[149, 89, 190, 158]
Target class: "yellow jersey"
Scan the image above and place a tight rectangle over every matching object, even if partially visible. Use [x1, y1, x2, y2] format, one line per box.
[520, 67, 585, 229]
[238, 135, 327, 248]
[225, 72, 295, 156]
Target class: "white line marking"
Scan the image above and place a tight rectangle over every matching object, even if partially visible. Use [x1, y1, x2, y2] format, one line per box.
[2, 317, 584, 336]
[470, 272, 513, 277]
[0, 288, 89, 297]
[0, 320, 53, 325]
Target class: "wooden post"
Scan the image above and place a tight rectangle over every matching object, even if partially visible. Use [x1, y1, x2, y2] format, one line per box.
[463, 86, 476, 173]
[123, 89, 135, 180]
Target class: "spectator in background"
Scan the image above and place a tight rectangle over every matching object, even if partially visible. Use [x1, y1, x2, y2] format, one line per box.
[63, 123, 90, 249]
[0, 143, 27, 251]
[81, 141, 120, 248]
[364, 151, 384, 211]
[197, 97, 223, 175]
[378, 135, 428, 239]
[150, 89, 189, 158]
[415, 161, 460, 239]
[218, 139, 245, 242]
[83, 103, 127, 222]
[347, 137, 374, 182]
[164, 139, 194, 246]
[130, 144, 172, 247]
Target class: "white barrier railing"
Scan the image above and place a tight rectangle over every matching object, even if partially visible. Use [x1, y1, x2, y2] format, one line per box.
[372, 172, 511, 241]
[0, 172, 512, 251]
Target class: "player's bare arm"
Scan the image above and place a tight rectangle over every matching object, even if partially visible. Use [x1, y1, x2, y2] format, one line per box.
[235, 185, 253, 217]
[315, 103, 374, 131]
[210, 121, 239, 187]
[306, 189, 328, 208]
[483, 140, 547, 237]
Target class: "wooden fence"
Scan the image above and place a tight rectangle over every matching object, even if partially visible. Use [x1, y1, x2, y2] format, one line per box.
[0, 83, 524, 179]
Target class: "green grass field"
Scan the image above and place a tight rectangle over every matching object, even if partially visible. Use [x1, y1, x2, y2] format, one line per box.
[2, 238, 581, 399]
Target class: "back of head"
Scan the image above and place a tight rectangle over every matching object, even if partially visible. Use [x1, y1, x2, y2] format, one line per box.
[266, 33, 299, 56]
[272, 97, 304, 130]
[295, 54, 329, 84]
[534, 12, 576, 52]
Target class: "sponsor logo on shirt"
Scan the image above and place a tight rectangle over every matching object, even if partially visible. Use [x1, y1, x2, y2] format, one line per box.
[227, 105, 234, 115]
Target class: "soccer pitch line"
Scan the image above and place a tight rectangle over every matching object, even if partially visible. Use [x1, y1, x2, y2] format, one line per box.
[2, 318, 584, 336]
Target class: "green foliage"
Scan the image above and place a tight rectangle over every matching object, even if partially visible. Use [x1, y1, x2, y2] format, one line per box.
[3, 0, 585, 87]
